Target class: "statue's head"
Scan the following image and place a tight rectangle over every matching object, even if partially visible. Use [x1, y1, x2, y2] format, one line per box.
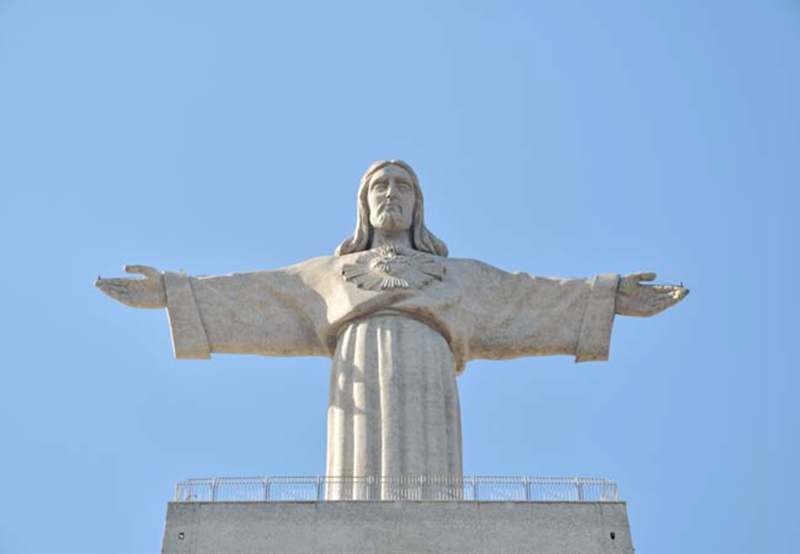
[336, 160, 449, 257]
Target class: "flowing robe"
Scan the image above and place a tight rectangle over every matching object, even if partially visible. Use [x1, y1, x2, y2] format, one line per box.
[162, 250, 619, 498]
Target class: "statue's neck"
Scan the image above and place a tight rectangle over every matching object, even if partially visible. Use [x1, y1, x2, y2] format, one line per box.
[371, 229, 413, 250]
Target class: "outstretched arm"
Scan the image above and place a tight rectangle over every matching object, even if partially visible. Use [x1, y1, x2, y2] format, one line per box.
[458, 261, 622, 365]
[96, 261, 330, 360]
[615, 272, 689, 317]
[460, 262, 689, 367]
[95, 265, 167, 308]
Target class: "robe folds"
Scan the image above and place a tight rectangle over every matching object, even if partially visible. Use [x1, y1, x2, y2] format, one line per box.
[162, 251, 619, 496]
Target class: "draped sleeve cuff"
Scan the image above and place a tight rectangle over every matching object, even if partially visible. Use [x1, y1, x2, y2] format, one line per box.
[575, 274, 620, 363]
[164, 272, 211, 360]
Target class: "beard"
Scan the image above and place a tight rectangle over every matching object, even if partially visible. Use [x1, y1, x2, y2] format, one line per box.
[371, 207, 412, 231]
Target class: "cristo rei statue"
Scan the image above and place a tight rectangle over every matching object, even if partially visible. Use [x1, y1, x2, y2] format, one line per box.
[97, 160, 688, 495]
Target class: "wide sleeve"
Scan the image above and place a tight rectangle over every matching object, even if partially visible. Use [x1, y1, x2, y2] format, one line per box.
[163, 267, 329, 360]
[461, 264, 620, 364]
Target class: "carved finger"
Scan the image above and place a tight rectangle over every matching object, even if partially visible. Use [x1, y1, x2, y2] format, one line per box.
[96, 278, 121, 291]
[103, 278, 134, 289]
[101, 282, 127, 293]
[659, 286, 689, 302]
[96, 281, 129, 301]
[125, 265, 160, 279]
[635, 272, 657, 282]
[94, 278, 112, 293]
[645, 285, 689, 305]
[647, 285, 676, 294]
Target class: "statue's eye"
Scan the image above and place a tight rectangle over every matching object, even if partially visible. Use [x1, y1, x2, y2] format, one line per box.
[397, 182, 411, 192]
[372, 182, 387, 192]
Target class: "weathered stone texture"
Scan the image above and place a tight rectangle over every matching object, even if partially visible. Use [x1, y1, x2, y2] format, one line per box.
[161, 501, 635, 554]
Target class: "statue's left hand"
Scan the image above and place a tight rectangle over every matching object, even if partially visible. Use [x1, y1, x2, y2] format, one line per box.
[95, 265, 167, 308]
[615, 272, 689, 317]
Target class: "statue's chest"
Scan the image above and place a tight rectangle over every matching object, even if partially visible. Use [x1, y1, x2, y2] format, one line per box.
[341, 246, 446, 292]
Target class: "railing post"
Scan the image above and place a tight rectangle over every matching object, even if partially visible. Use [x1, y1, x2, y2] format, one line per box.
[574, 477, 584, 502]
[471, 476, 478, 501]
[264, 477, 271, 501]
[523, 477, 531, 501]
[211, 478, 218, 502]
[315, 476, 322, 501]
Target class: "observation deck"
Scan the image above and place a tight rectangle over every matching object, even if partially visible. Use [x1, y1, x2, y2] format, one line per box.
[163, 476, 633, 553]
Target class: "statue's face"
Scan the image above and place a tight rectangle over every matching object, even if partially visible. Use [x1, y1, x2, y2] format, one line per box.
[367, 165, 416, 232]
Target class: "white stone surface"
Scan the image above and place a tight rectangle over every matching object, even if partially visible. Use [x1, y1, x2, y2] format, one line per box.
[95, 160, 689, 497]
[159, 257, 620, 491]
[160, 501, 635, 554]
[328, 315, 463, 490]
[160, 257, 621, 369]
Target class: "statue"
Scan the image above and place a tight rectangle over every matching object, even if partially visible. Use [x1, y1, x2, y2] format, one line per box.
[97, 160, 688, 499]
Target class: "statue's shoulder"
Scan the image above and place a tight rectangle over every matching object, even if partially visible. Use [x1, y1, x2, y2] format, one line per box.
[207, 255, 340, 282]
[276, 254, 343, 278]
[285, 254, 339, 269]
[444, 257, 544, 289]
[444, 256, 508, 276]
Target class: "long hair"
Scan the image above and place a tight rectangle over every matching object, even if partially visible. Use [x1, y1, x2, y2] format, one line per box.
[335, 160, 449, 257]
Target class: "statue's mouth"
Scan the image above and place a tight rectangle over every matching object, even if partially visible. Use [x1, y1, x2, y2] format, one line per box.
[380, 203, 402, 214]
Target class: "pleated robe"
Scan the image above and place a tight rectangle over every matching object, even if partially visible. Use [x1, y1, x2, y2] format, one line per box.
[326, 313, 462, 499]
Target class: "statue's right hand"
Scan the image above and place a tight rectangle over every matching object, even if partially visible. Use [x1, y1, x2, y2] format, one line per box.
[95, 265, 167, 308]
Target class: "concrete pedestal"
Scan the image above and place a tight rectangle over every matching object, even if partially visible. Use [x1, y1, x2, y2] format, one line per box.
[161, 501, 635, 554]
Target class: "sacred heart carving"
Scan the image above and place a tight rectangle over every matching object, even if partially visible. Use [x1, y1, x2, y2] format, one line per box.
[342, 245, 445, 291]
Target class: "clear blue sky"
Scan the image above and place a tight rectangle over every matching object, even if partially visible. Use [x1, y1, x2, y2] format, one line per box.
[1, 1, 798, 553]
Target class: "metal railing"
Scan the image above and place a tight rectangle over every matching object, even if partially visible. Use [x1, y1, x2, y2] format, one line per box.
[174, 476, 618, 502]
